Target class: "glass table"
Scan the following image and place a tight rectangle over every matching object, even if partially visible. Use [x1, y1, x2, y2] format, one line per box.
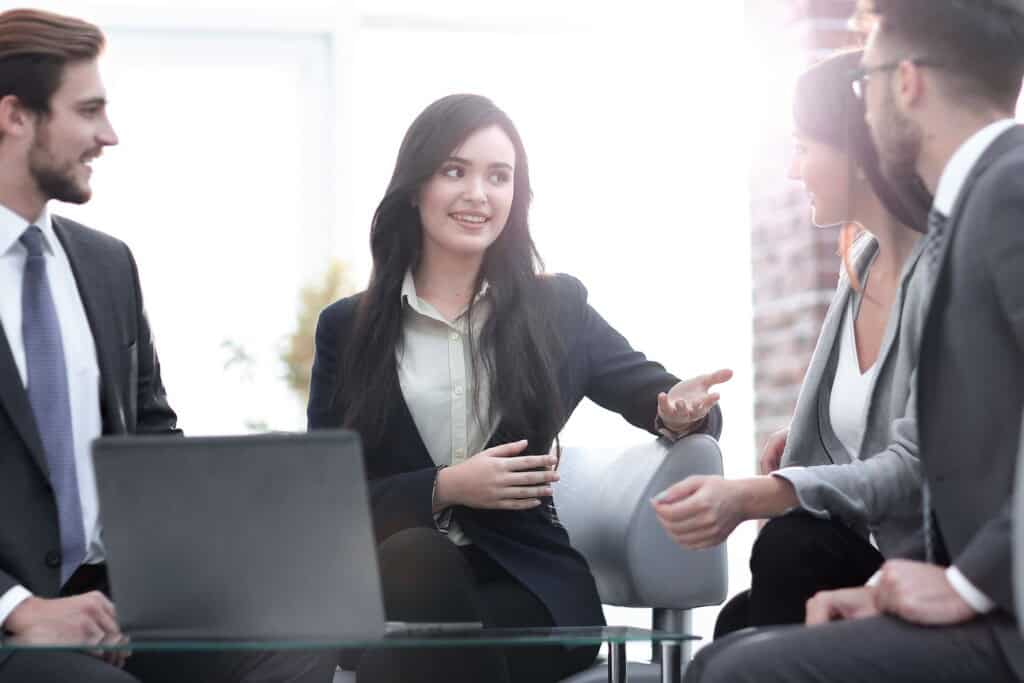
[3, 626, 699, 683]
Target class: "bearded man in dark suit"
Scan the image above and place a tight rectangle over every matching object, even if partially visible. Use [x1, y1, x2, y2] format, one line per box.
[0, 9, 334, 683]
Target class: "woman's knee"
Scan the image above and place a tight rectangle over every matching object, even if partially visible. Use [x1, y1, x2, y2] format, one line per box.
[375, 527, 479, 621]
[713, 590, 751, 639]
[377, 527, 457, 568]
[749, 513, 838, 576]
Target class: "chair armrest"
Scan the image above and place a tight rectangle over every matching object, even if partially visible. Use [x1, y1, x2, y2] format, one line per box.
[553, 435, 728, 609]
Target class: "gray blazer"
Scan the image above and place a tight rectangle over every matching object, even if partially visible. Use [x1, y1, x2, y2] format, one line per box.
[915, 125, 1024, 677]
[775, 231, 928, 559]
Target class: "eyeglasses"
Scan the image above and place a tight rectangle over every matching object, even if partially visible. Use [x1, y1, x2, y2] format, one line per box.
[850, 57, 944, 100]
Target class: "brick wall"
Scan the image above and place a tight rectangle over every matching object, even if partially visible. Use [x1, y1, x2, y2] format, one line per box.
[748, 0, 858, 452]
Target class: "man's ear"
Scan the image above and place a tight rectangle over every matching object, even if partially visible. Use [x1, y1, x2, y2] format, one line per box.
[896, 59, 926, 108]
[0, 94, 34, 139]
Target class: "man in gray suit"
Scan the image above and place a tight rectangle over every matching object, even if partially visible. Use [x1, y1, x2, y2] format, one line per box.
[684, 1, 1024, 681]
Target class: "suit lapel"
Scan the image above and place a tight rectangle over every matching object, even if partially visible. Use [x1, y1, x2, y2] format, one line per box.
[0, 320, 49, 474]
[810, 235, 879, 464]
[921, 126, 1024, 321]
[876, 239, 924, 361]
[863, 238, 925, 402]
[52, 217, 126, 434]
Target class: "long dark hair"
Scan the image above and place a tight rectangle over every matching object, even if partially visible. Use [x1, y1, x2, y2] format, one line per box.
[793, 49, 932, 284]
[338, 94, 563, 451]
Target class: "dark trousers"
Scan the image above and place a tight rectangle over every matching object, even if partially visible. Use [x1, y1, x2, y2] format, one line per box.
[685, 616, 1020, 683]
[714, 512, 884, 638]
[346, 527, 599, 683]
[0, 564, 337, 683]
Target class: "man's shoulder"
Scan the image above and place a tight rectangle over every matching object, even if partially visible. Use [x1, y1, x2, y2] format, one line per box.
[52, 215, 131, 259]
[986, 135, 1024, 185]
[974, 126, 1024, 186]
[958, 132, 1024, 229]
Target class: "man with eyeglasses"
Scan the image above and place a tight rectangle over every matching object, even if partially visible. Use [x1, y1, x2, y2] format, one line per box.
[683, 1, 1024, 681]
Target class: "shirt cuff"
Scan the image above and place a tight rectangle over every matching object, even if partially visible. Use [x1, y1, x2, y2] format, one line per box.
[865, 570, 880, 587]
[655, 414, 705, 442]
[0, 585, 33, 632]
[946, 566, 996, 614]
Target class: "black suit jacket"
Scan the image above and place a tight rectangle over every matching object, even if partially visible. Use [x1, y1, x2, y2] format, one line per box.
[308, 273, 722, 627]
[0, 217, 178, 646]
[916, 125, 1024, 676]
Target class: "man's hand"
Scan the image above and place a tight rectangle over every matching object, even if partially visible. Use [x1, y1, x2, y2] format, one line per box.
[435, 441, 559, 511]
[5, 592, 128, 667]
[652, 475, 745, 549]
[758, 428, 789, 474]
[805, 586, 881, 625]
[875, 560, 977, 625]
[657, 368, 733, 434]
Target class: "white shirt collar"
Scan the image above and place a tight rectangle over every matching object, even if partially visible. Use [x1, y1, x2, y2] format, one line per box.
[400, 269, 490, 319]
[0, 202, 55, 257]
[932, 119, 1017, 217]
[400, 270, 428, 317]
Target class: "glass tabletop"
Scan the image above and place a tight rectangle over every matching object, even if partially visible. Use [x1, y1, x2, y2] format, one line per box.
[2, 626, 698, 652]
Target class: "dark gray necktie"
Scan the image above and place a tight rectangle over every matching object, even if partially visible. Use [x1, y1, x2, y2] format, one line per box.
[921, 482, 936, 563]
[925, 208, 948, 271]
[21, 225, 86, 584]
[920, 207, 949, 564]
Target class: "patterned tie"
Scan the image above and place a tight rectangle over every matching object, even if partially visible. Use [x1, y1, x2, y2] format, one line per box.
[21, 226, 86, 584]
[920, 207, 949, 565]
[921, 483, 936, 563]
[925, 208, 948, 271]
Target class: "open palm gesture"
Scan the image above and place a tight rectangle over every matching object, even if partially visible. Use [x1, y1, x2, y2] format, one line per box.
[657, 368, 733, 434]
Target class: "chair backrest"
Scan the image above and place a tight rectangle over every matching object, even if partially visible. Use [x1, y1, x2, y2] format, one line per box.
[1016, 410, 1024, 632]
[554, 435, 728, 609]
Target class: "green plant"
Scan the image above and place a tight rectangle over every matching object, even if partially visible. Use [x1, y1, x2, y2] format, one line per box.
[220, 261, 355, 432]
[280, 260, 355, 405]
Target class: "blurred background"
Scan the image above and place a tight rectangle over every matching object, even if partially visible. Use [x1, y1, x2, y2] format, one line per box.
[17, 0, 1021, 656]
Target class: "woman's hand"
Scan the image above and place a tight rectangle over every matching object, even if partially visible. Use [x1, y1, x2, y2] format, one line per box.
[651, 475, 747, 549]
[652, 475, 798, 548]
[657, 368, 733, 434]
[759, 427, 790, 474]
[435, 440, 560, 511]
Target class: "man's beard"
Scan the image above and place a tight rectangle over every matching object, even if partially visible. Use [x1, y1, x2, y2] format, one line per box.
[873, 88, 923, 192]
[27, 128, 91, 205]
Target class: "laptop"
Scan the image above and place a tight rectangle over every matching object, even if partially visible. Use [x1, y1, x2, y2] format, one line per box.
[92, 430, 391, 641]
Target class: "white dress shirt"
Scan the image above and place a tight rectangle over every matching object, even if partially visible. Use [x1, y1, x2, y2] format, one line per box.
[397, 271, 497, 546]
[930, 119, 1016, 614]
[0, 203, 104, 629]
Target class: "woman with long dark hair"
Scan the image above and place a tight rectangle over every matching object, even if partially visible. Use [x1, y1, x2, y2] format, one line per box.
[653, 49, 934, 636]
[307, 93, 732, 682]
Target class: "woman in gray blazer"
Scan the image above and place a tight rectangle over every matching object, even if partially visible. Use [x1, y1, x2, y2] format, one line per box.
[653, 50, 932, 635]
